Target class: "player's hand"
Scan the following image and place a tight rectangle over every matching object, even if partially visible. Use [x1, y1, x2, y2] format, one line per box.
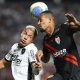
[35, 62, 42, 69]
[65, 13, 79, 26]
[36, 50, 43, 62]
[32, 62, 42, 75]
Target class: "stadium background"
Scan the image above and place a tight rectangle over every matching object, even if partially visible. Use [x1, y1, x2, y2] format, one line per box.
[0, 0, 80, 80]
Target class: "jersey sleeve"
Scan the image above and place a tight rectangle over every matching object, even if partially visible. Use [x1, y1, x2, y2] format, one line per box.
[5, 50, 13, 61]
[28, 45, 38, 63]
[5, 43, 18, 61]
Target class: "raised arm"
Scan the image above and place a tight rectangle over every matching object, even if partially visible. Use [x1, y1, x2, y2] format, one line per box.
[65, 13, 80, 28]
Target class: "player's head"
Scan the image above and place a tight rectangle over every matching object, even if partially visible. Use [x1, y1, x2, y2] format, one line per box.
[19, 25, 38, 47]
[38, 10, 55, 36]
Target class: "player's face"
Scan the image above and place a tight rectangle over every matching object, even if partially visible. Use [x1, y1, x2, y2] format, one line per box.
[38, 15, 51, 35]
[19, 29, 34, 47]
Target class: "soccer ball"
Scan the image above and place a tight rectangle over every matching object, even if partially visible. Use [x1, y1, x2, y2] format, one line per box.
[30, 2, 48, 19]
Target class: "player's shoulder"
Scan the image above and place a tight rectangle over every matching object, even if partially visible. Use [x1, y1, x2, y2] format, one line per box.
[60, 22, 69, 28]
[58, 22, 69, 31]
[25, 43, 37, 49]
[25, 43, 38, 51]
[11, 43, 18, 50]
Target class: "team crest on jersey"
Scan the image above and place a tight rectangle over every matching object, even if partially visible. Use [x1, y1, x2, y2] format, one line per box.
[55, 36, 60, 44]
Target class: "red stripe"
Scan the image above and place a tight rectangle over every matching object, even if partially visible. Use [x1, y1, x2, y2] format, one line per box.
[64, 57, 78, 66]
[45, 42, 57, 52]
[66, 53, 77, 61]
[45, 42, 63, 58]
[45, 42, 79, 66]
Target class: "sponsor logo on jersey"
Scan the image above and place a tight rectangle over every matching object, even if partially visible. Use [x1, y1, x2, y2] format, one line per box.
[11, 55, 22, 66]
[53, 49, 67, 57]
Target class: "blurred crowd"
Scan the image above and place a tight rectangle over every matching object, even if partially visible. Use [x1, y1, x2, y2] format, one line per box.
[0, 0, 80, 80]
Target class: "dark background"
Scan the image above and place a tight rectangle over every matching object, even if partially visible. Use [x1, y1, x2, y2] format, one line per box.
[0, 0, 80, 80]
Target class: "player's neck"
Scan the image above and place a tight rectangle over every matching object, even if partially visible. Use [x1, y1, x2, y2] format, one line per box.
[49, 25, 55, 37]
[18, 43, 24, 48]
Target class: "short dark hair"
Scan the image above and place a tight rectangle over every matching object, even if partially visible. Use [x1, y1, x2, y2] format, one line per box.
[40, 10, 54, 20]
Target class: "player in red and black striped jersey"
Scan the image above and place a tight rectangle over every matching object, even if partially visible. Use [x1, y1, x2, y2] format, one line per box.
[36, 11, 80, 80]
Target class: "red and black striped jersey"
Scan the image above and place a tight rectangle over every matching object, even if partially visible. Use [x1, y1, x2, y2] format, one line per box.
[43, 23, 80, 80]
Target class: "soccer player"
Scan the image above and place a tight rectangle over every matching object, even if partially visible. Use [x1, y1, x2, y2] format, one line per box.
[36, 11, 80, 80]
[0, 25, 41, 80]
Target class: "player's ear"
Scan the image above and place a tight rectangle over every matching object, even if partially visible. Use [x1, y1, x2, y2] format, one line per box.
[21, 33, 22, 36]
[21, 32, 23, 36]
[49, 18, 52, 23]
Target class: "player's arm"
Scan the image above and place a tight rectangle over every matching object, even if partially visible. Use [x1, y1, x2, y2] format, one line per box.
[0, 44, 16, 69]
[36, 50, 50, 63]
[0, 49, 13, 69]
[0, 58, 11, 69]
[36, 50, 43, 62]
[65, 13, 80, 28]
[31, 62, 42, 75]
